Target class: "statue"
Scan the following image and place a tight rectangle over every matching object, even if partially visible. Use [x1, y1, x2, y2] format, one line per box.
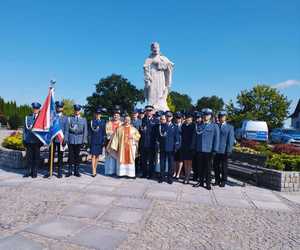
[144, 42, 174, 111]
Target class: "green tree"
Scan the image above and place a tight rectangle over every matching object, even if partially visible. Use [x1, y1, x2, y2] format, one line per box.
[62, 99, 75, 116]
[168, 91, 193, 112]
[196, 95, 224, 114]
[226, 85, 291, 129]
[167, 94, 176, 112]
[8, 113, 22, 129]
[85, 74, 144, 116]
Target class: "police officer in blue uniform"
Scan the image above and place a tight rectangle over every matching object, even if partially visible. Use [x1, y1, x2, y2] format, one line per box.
[66, 104, 88, 177]
[23, 102, 43, 178]
[156, 112, 180, 184]
[140, 105, 158, 178]
[192, 108, 220, 190]
[213, 111, 235, 187]
[131, 109, 142, 130]
[44, 101, 69, 178]
[89, 107, 106, 177]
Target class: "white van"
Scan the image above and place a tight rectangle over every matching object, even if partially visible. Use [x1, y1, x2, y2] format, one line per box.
[235, 120, 269, 142]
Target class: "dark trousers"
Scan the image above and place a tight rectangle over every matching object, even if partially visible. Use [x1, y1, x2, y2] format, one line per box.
[48, 143, 63, 176]
[160, 151, 174, 180]
[192, 154, 199, 181]
[213, 153, 228, 184]
[196, 152, 212, 186]
[68, 144, 82, 176]
[25, 143, 41, 177]
[141, 148, 156, 178]
[68, 144, 82, 166]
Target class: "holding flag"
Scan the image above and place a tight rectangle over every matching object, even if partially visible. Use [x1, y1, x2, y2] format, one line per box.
[32, 86, 64, 146]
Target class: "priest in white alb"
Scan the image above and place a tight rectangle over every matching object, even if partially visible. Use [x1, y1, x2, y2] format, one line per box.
[110, 113, 141, 178]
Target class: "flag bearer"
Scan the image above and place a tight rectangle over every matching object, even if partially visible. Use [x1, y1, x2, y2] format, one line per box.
[44, 101, 69, 178]
[66, 104, 88, 177]
[23, 102, 42, 178]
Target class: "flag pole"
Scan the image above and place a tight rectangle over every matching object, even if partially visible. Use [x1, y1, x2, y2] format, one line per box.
[49, 79, 56, 178]
[49, 142, 54, 177]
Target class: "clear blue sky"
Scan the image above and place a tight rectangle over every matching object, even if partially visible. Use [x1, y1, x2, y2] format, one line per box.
[1, 0, 299, 113]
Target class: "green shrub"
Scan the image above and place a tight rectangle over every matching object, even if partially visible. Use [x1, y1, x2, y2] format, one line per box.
[266, 153, 300, 171]
[2, 131, 25, 151]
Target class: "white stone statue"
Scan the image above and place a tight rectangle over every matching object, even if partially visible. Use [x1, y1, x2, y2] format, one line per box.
[143, 42, 174, 111]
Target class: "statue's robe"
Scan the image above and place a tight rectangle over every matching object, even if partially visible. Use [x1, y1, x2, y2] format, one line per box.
[110, 124, 140, 177]
[104, 120, 122, 175]
[144, 54, 174, 111]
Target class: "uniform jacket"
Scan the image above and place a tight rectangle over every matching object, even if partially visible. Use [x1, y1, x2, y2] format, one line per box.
[54, 114, 69, 144]
[89, 119, 106, 146]
[217, 122, 235, 154]
[22, 114, 40, 144]
[131, 118, 142, 130]
[140, 116, 158, 149]
[192, 122, 220, 153]
[67, 115, 88, 145]
[155, 122, 180, 152]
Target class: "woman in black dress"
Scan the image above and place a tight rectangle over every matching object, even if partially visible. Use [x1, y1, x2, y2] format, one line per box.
[180, 113, 195, 184]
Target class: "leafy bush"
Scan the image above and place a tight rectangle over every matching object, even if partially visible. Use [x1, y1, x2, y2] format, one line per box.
[2, 131, 25, 151]
[266, 154, 300, 171]
[272, 144, 300, 155]
[8, 114, 22, 130]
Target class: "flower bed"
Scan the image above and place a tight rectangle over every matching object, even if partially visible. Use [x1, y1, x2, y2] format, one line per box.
[234, 140, 300, 171]
[2, 131, 25, 151]
[232, 140, 300, 191]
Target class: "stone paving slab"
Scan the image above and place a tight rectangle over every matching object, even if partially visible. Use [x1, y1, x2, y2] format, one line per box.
[146, 190, 178, 201]
[0, 234, 43, 250]
[215, 197, 251, 208]
[25, 218, 86, 240]
[62, 203, 107, 219]
[246, 192, 281, 202]
[80, 194, 116, 206]
[280, 193, 300, 204]
[252, 200, 291, 211]
[84, 184, 116, 193]
[181, 193, 213, 205]
[114, 197, 152, 210]
[101, 207, 144, 224]
[69, 226, 127, 250]
[113, 185, 147, 198]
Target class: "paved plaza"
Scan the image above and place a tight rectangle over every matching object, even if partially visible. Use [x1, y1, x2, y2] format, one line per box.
[0, 164, 300, 250]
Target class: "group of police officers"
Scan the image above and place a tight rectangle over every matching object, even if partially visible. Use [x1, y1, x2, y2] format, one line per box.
[23, 101, 235, 190]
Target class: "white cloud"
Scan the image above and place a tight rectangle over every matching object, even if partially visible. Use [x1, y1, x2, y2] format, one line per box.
[272, 79, 300, 89]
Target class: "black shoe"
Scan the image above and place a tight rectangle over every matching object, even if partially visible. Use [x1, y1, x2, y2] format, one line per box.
[193, 182, 203, 187]
[92, 174, 96, 177]
[74, 166, 81, 177]
[43, 174, 50, 178]
[219, 182, 225, 187]
[167, 179, 173, 185]
[212, 182, 219, 186]
[158, 178, 163, 183]
[206, 185, 212, 190]
[66, 166, 72, 177]
[23, 173, 30, 178]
